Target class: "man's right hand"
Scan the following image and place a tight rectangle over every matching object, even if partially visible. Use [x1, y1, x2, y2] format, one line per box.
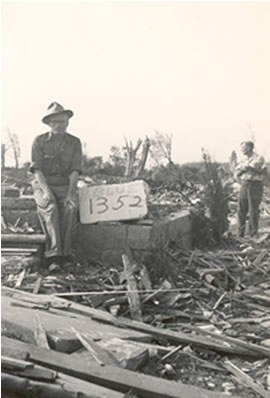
[43, 188, 54, 201]
[36, 188, 54, 208]
[33, 170, 54, 208]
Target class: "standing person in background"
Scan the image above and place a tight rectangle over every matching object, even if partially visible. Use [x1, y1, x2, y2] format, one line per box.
[235, 141, 267, 238]
[30, 102, 82, 271]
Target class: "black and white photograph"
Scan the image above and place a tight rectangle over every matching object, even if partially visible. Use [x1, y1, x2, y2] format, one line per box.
[1, 1, 270, 397]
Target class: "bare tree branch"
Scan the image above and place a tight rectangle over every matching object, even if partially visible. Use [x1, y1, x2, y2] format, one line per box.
[3, 127, 21, 168]
[150, 130, 173, 165]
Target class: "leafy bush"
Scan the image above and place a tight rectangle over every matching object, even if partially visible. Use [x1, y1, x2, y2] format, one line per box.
[191, 151, 233, 246]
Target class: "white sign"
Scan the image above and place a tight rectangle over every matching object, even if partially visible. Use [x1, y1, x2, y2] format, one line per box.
[79, 180, 149, 224]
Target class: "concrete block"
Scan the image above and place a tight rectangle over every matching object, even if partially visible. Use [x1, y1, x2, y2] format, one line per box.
[1, 197, 36, 210]
[127, 225, 152, 250]
[102, 249, 126, 266]
[102, 224, 128, 249]
[167, 212, 192, 247]
[47, 329, 82, 353]
[179, 231, 192, 250]
[150, 222, 169, 248]
[99, 337, 149, 370]
[75, 210, 192, 265]
[2, 188, 20, 198]
[75, 223, 128, 251]
[74, 224, 105, 263]
[167, 211, 191, 236]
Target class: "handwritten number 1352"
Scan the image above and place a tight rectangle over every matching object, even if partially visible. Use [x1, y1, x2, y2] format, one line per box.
[89, 195, 143, 214]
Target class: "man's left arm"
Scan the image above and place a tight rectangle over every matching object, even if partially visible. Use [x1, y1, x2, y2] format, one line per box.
[64, 139, 82, 208]
[246, 155, 267, 175]
[64, 171, 80, 207]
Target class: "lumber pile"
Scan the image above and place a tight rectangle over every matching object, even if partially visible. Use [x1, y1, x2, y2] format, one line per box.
[2, 232, 270, 397]
[2, 288, 237, 398]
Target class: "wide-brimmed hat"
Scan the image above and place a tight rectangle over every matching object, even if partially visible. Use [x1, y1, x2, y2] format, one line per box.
[42, 102, 74, 124]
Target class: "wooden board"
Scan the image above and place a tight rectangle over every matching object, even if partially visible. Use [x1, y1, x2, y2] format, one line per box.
[2, 295, 151, 345]
[50, 297, 268, 357]
[122, 252, 142, 321]
[1, 234, 46, 244]
[2, 337, 234, 398]
[2, 371, 123, 398]
[3, 287, 269, 357]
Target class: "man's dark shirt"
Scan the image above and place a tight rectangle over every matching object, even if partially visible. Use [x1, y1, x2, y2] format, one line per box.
[30, 132, 82, 185]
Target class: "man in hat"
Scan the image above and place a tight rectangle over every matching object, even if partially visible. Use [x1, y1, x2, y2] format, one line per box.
[235, 141, 267, 238]
[30, 102, 82, 271]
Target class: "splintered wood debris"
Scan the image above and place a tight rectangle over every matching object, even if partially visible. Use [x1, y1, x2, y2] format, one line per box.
[1, 235, 270, 398]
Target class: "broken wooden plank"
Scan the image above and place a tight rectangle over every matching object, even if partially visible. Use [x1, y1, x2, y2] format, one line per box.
[179, 347, 224, 372]
[2, 337, 235, 398]
[2, 372, 105, 398]
[122, 251, 143, 321]
[71, 347, 116, 369]
[253, 249, 268, 267]
[1, 247, 37, 254]
[139, 284, 165, 306]
[1, 234, 46, 244]
[10, 299, 50, 311]
[224, 359, 270, 398]
[3, 285, 192, 298]
[94, 315, 268, 357]
[15, 269, 27, 288]
[139, 265, 152, 290]
[2, 372, 62, 398]
[160, 345, 183, 363]
[72, 328, 105, 366]
[56, 372, 125, 398]
[119, 341, 173, 357]
[176, 323, 270, 359]
[2, 355, 34, 371]
[160, 345, 224, 372]
[74, 331, 121, 368]
[13, 365, 58, 382]
[243, 294, 270, 306]
[2, 294, 151, 345]
[3, 287, 268, 357]
[2, 357, 123, 397]
[1, 345, 29, 361]
[33, 276, 43, 294]
[228, 315, 270, 325]
[34, 314, 50, 349]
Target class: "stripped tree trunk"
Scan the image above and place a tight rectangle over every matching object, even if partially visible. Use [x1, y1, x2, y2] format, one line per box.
[124, 137, 150, 178]
[134, 138, 150, 178]
[124, 139, 142, 178]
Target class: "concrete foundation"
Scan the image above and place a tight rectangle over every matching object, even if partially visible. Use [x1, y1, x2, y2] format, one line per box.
[74, 210, 192, 265]
[2, 194, 192, 266]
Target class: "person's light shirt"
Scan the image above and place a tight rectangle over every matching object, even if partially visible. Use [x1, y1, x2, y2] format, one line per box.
[235, 152, 266, 182]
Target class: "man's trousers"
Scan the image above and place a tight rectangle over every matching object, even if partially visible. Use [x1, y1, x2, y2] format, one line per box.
[32, 181, 78, 258]
[237, 180, 263, 237]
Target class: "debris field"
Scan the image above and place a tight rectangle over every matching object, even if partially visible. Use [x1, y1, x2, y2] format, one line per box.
[1, 169, 270, 398]
[2, 230, 270, 398]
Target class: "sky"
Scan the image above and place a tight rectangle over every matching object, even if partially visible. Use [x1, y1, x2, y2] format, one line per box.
[2, 1, 270, 166]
